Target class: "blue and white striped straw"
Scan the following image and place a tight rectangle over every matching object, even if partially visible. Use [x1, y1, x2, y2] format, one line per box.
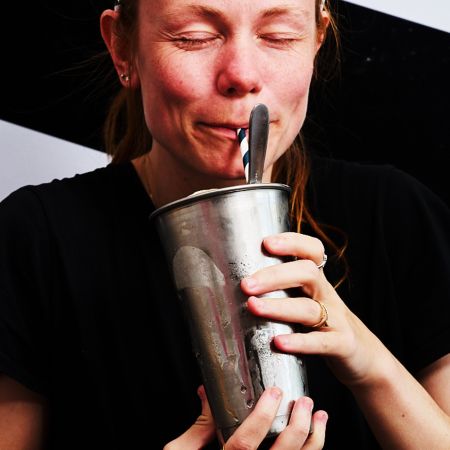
[236, 128, 249, 182]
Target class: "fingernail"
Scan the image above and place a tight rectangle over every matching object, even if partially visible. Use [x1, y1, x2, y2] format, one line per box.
[270, 387, 282, 399]
[197, 385, 205, 401]
[244, 277, 257, 290]
[266, 236, 281, 248]
[302, 396, 314, 410]
[249, 296, 265, 310]
[275, 335, 289, 347]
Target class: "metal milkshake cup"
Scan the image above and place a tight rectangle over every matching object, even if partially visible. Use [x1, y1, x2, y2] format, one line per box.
[150, 183, 308, 443]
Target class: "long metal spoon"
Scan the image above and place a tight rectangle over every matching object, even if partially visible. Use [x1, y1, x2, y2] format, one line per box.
[248, 103, 269, 184]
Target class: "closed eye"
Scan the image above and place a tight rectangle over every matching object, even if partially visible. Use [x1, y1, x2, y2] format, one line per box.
[174, 33, 221, 50]
[259, 33, 303, 48]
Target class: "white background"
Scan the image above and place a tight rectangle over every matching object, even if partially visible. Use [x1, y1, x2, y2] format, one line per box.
[0, 120, 109, 201]
[0, 0, 448, 201]
[345, 0, 450, 33]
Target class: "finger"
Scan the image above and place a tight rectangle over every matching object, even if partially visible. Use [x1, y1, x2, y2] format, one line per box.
[263, 232, 325, 265]
[164, 386, 216, 450]
[273, 331, 337, 357]
[247, 296, 326, 328]
[241, 259, 322, 297]
[270, 396, 314, 449]
[302, 410, 328, 450]
[225, 387, 282, 450]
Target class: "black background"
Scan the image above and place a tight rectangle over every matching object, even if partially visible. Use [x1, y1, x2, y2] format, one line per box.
[1, 1, 449, 204]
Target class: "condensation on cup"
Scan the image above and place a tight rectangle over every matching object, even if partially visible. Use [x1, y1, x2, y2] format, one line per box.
[150, 183, 308, 444]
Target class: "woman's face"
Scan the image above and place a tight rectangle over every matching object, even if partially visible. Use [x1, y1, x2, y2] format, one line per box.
[134, 0, 324, 181]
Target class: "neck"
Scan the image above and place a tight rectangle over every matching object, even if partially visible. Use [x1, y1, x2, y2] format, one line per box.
[132, 150, 248, 208]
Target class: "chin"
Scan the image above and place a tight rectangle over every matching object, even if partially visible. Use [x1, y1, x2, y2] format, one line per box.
[196, 155, 245, 180]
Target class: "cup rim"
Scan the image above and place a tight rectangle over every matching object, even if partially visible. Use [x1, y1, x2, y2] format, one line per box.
[149, 182, 291, 221]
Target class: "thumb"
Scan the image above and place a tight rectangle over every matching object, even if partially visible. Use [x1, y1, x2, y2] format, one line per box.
[164, 386, 216, 450]
[196, 385, 215, 423]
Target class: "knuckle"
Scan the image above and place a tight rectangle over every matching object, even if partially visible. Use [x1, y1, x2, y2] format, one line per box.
[313, 237, 325, 254]
[287, 419, 310, 439]
[308, 431, 326, 448]
[319, 337, 331, 353]
[255, 408, 275, 424]
[306, 299, 320, 318]
[230, 434, 256, 450]
[303, 259, 318, 279]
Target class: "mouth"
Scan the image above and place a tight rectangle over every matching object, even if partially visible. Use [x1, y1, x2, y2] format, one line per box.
[198, 122, 249, 140]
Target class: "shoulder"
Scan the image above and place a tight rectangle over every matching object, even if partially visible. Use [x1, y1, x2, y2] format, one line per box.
[308, 155, 450, 273]
[0, 162, 139, 225]
[310, 154, 426, 194]
[309, 155, 448, 219]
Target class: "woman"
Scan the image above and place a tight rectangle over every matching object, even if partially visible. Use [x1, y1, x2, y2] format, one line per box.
[0, 0, 449, 448]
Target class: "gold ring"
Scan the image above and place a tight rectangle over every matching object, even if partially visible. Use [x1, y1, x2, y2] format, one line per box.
[311, 300, 329, 328]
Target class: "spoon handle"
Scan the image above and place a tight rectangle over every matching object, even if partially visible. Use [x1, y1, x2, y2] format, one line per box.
[248, 103, 269, 184]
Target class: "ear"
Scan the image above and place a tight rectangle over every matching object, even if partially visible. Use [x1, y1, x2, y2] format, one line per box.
[316, 9, 330, 52]
[100, 9, 140, 88]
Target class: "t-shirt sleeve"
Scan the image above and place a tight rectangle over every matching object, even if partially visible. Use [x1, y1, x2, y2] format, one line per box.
[381, 168, 450, 373]
[0, 187, 52, 395]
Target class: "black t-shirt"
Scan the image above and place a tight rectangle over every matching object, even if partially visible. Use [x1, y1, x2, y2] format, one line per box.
[0, 157, 449, 449]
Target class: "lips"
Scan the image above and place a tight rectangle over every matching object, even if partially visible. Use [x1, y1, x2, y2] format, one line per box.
[205, 122, 249, 129]
[198, 122, 248, 140]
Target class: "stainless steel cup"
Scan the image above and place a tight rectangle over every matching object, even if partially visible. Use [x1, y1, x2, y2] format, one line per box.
[150, 184, 308, 443]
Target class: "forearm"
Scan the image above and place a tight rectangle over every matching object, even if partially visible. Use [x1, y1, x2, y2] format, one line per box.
[0, 375, 47, 450]
[349, 344, 450, 450]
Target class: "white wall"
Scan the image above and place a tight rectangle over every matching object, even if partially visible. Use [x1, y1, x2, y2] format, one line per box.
[345, 0, 450, 33]
[0, 120, 109, 201]
[0, 1, 447, 201]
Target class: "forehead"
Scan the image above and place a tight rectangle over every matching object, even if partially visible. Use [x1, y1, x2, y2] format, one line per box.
[139, 0, 316, 23]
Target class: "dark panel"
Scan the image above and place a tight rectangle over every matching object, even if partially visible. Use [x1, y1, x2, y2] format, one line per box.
[307, 2, 450, 204]
[0, 1, 112, 147]
[1, 1, 449, 204]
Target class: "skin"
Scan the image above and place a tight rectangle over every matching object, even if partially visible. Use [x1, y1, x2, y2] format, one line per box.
[101, 0, 450, 448]
[0, 374, 47, 450]
[104, 1, 330, 447]
[104, 0, 327, 206]
[1, 0, 447, 449]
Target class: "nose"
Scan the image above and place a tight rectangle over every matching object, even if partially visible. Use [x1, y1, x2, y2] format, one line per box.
[216, 38, 263, 97]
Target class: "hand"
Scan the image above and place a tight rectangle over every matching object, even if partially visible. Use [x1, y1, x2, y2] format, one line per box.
[241, 232, 388, 388]
[164, 385, 327, 449]
[224, 388, 328, 449]
[163, 385, 216, 449]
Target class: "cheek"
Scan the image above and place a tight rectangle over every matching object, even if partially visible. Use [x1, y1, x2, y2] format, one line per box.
[265, 66, 314, 167]
[141, 55, 194, 103]
[277, 63, 313, 111]
[136, 52, 207, 131]
[278, 65, 314, 133]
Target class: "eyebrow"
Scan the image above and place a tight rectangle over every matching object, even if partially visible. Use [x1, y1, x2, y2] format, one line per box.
[161, 4, 227, 22]
[261, 5, 311, 21]
[160, 4, 310, 25]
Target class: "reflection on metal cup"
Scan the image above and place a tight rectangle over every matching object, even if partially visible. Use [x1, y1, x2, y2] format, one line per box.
[150, 184, 308, 443]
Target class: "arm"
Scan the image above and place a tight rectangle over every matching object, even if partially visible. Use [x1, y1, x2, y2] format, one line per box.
[349, 344, 450, 449]
[241, 232, 450, 450]
[418, 353, 450, 413]
[0, 374, 47, 450]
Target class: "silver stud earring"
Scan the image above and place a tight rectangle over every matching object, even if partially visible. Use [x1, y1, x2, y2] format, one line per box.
[120, 73, 130, 83]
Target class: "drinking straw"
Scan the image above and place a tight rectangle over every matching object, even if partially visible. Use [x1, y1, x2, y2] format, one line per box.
[237, 128, 249, 182]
